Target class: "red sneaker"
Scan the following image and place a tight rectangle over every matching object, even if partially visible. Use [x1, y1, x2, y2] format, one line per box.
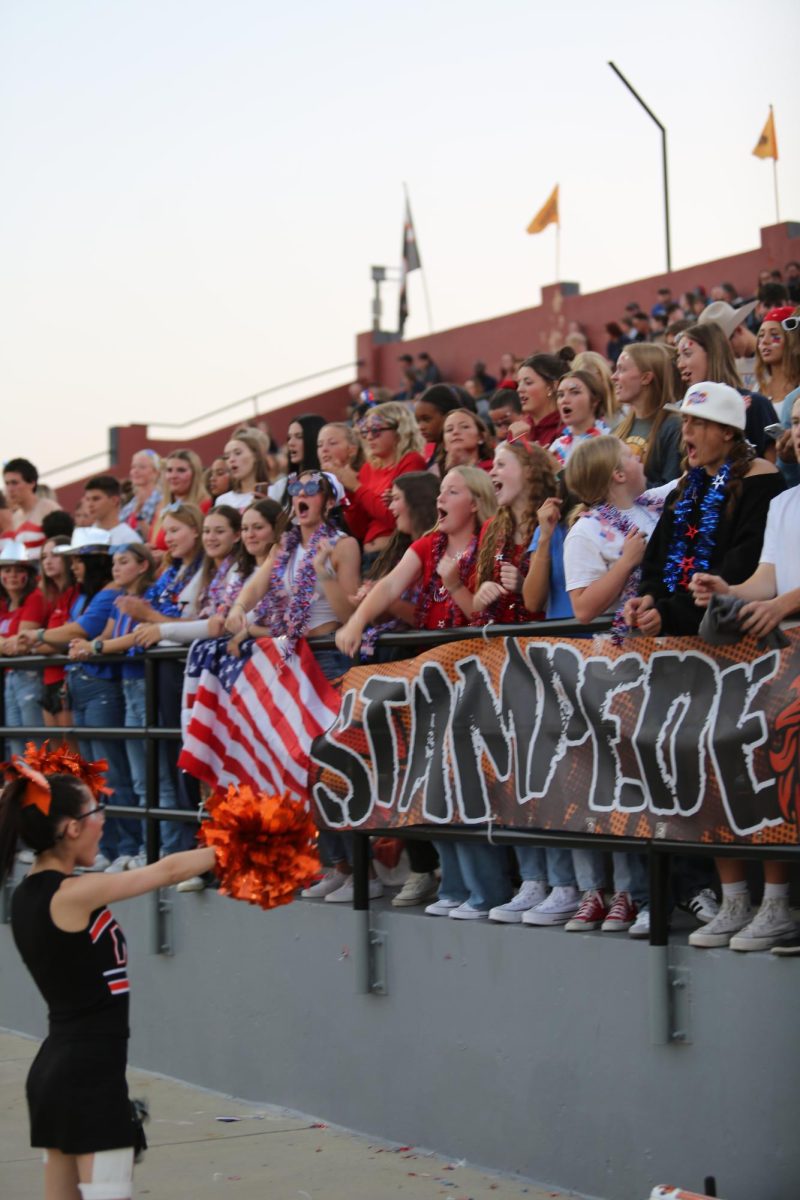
[564, 889, 609, 932]
[601, 891, 637, 932]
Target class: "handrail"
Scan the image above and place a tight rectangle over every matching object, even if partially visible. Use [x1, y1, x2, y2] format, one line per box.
[145, 361, 361, 432]
[39, 360, 362, 480]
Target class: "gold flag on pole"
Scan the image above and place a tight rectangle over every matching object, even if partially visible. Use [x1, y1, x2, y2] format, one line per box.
[526, 184, 559, 234]
[752, 109, 778, 160]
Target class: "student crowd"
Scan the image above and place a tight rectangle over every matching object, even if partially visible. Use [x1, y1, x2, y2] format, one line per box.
[2, 277, 799, 955]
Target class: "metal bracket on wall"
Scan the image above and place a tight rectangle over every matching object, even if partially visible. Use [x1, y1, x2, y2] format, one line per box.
[368, 928, 388, 995]
[151, 888, 173, 956]
[668, 964, 692, 1043]
[1, 877, 14, 925]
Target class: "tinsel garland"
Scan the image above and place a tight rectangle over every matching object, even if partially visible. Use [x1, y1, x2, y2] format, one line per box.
[663, 462, 731, 594]
[252, 522, 340, 657]
[414, 533, 478, 630]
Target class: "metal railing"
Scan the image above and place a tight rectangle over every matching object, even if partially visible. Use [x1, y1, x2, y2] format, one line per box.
[1, 623, 796, 1042]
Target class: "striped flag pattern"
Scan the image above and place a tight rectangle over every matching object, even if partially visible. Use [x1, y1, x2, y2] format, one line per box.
[179, 636, 341, 799]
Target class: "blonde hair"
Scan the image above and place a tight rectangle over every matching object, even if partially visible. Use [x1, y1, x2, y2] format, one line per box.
[366, 401, 424, 464]
[151, 449, 210, 539]
[565, 436, 625, 524]
[319, 422, 366, 471]
[613, 343, 680, 476]
[160, 502, 204, 568]
[475, 442, 558, 586]
[445, 465, 498, 528]
[572, 351, 619, 419]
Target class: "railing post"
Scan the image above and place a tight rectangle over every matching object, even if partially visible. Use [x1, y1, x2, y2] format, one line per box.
[352, 832, 372, 995]
[648, 847, 671, 1045]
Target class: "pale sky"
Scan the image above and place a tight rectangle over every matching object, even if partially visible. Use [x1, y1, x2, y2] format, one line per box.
[2, 0, 799, 486]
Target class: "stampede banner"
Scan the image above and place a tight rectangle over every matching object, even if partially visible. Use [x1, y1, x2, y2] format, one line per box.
[309, 632, 800, 846]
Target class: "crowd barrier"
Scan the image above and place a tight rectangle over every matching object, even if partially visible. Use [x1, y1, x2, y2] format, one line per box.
[1, 623, 796, 1044]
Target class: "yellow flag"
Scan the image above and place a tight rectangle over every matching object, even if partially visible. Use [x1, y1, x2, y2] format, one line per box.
[527, 184, 559, 235]
[752, 109, 778, 160]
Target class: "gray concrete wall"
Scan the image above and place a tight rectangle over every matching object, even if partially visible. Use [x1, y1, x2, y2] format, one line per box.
[2, 890, 798, 1200]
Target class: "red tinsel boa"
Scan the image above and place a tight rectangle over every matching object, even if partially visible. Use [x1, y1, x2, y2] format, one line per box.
[198, 786, 320, 910]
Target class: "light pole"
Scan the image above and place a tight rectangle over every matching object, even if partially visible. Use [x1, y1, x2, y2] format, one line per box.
[609, 61, 672, 272]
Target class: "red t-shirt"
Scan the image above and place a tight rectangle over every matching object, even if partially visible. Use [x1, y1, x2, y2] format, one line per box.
[0, 588, 46, 639]
[42, 584, 81, 685]
[410, 532, 476, 631]
[526, 409, 563, 448]
[345, 451, 427, 545]
[471, 519, 542, 625]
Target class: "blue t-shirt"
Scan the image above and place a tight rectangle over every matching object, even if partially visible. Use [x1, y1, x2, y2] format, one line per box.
[110, 600, 145, 681]
[528, 524, 573, 619]
[68, 587, 122, 680]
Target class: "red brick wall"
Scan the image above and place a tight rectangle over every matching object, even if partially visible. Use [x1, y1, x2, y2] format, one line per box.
[357, 221, 800, 389]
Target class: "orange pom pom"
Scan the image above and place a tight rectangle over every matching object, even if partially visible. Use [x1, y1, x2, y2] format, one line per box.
[198, 786, 320, 910]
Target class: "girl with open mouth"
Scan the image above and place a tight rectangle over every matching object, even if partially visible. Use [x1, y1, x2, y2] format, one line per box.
[549, 370, 611, 468]
[337, 468, 512, 920]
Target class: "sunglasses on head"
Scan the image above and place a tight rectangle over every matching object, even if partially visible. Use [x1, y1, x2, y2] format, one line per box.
[287, 475, 326, 498]
[782, 316, 800, 333]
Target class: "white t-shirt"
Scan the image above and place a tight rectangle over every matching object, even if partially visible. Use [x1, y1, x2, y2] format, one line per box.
[760, 485, 800, 596]
[215, 490, 254, 513]
[564, 500, 660, 613]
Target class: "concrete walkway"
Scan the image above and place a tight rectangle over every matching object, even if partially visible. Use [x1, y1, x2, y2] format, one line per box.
[0, 1030, 579, 1200]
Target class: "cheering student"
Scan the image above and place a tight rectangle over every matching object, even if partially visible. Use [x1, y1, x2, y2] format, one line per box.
[445, 439, 580, 924]
[611, 343, 684, 487]
[118, 451, 163, 542]
[0, 748, 217, 1200]
[686, 391, 800, 953]
[548, 370, 611, 467]
[1, 458, 60, 557]
[337, 467, 512, 919]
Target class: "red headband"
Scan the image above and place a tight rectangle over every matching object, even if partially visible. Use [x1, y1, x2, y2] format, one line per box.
[762, 306, 795, 325]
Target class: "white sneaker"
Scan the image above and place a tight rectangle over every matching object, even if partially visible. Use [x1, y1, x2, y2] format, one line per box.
[488, 880, 547, 923]
[628, 906, 651, 939]
[324, 876, 384, 903]
[449, 901, 489, 920]
[425, 897, 461, 917]
[175, 875, 205, 893]
[392, 871, 439, 907]
[729, 898, 798, 952]
[105, 855, 133, 874]
[688, 893, 752, 948]
[522, 885, 581, 926]
[301, 870, 349, 899]
[16, 848, 35, 865]
[126, 851, 148, 870]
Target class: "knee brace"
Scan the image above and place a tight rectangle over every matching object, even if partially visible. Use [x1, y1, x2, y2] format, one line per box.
[78, 1147, 134, 1200]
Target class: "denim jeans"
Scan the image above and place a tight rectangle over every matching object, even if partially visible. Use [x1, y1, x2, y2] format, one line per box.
[157, 660, 199, 855]
[68, 668, 141, 859]
[314, 648, 354, 867]
[3, 669, 43, 758]
[571, 848, 647, 905]
[571, 848, 608, 893]
[514, 845, 576, 887]
[123, 675, 179, 852]
[434, 839, 512, 910]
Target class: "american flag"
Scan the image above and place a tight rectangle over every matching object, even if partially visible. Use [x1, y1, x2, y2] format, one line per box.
[178, 636, 341, 799]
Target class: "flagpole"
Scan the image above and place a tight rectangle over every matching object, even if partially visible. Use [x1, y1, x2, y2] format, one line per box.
[404, 182, 434, 334]
[555, 223, 560, 284]
[770, 106, 780, 222]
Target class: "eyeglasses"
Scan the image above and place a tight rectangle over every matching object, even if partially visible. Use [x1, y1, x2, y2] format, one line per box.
[782, 316, 799, 333]
[359, 423, 395, 438]
[75, 801, 107, 821]
[287, 476, 325, 498]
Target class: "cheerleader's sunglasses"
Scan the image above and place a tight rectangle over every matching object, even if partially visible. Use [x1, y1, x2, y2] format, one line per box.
[75, 800, 108, 821]
[287, 475, 325, 498]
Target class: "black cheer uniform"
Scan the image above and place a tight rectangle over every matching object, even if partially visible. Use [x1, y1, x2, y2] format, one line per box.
[11, 870, 135, 1154]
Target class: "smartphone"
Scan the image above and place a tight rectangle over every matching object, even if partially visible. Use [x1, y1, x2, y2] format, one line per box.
[764, 423, 785, 439]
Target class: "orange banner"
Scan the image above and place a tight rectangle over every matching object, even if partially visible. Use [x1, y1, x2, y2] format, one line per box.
[310, 632, 800, 846]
